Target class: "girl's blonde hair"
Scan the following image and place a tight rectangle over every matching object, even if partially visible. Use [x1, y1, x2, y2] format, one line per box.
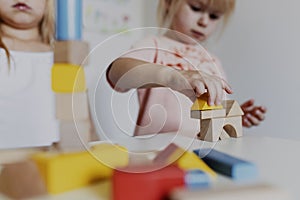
[0, 0, 55, 63]
[157, 0, 236, 29]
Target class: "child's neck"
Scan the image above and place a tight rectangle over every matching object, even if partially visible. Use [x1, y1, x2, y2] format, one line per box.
[164, 30, 203, 46]
[0, 24, 51, 52]
[0, 24, 41, 42]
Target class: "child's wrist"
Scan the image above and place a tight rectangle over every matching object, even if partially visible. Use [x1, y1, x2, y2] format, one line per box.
[157, 66, 176, 88]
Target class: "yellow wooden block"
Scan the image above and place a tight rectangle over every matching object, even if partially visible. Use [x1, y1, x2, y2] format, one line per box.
[31, 144, 128, 194]
[191, 93, 223, 111]
[176, 151, 217, 179]
[154, 143, 217, 179]
[52, 63, 86, 93]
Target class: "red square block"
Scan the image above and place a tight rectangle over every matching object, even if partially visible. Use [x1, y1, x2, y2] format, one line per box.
[112, 165, 185, 200]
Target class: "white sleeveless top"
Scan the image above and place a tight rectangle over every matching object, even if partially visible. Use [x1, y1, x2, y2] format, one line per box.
[0, 49, 59, 149]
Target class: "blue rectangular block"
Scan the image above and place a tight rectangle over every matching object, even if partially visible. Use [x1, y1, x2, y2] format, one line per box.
[185, 169, 210, 189]
[193, 149, 258, 181]
[56, 0, 82, 40]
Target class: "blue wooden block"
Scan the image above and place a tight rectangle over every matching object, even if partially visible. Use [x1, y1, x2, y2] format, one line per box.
[193, 149, 258, 181]
[56, 0, 82, 40]
[184, 169, 210, 189]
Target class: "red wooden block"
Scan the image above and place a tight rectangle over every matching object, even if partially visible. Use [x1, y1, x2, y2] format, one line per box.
[112, 165, 185, 200]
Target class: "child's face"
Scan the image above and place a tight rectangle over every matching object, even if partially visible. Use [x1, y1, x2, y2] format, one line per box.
[0, 0, 47, 29]
[170, 0, 223, 43]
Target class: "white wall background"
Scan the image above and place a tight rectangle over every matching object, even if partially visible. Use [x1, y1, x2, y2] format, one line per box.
[84, 0, 300, 140]
[212, 0, 300, 140]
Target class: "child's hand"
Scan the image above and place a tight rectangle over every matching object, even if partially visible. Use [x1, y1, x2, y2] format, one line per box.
[241, 99, 267, 127]
[167, 69, 233, 105]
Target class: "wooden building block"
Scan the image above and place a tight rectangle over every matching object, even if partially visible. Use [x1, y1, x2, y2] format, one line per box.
[113, 165, 210, 200]
[191, 109, 226, 119]
[170, 184, 291, 200]
[0, 148, 45, 164]
[154, 143, 217, 179]
[54, 40, 89, 65]
[222, 100, 244, 117]
[193, 149, 258, 181]
[184, 169, 210, 189]
[56, 120, 91, 152]
[198, 116, 243, 142]
[113, 165, 185, 200]
[223, 116, 243, 138]
[0, 160, 47, 199]
[51, 63, 86, 93]
[219, 129, 230, 140]
[55, 0, 82, 40]
[55, 92, 89, 121]
[31, 144, 128, 194]
[198, 118, 225, 142]
[191, 93, 223, 111]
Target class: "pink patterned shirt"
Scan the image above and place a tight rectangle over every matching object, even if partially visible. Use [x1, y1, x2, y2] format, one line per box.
[113, 35, 226, 136]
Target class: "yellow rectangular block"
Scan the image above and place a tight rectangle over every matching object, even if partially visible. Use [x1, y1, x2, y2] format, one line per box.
[52, 63, 86, 93]
[55, 92, 89, 121]
[54, 40, 89, 66]
[31, 144, 128, 194]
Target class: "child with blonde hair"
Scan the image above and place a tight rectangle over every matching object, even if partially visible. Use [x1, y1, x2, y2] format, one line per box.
[0, 0, 59, 148]
[107, 0, 266, 135]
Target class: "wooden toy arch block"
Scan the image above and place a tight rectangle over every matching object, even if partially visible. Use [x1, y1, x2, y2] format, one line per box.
[191, 97, 244, 142]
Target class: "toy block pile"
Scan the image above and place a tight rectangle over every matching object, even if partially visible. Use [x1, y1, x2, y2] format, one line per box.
[0, 143, 129, 199]
[191, 93, 244, 142]
[52, 0, 95, 151]
[112, 143, 260, 200]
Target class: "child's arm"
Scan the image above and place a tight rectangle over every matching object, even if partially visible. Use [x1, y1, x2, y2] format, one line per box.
[241, 99, 267, 127]
[107, 57, 233, 106]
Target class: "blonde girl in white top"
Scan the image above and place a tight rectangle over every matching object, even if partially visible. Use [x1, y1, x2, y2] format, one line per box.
[0, 0, 59, 149]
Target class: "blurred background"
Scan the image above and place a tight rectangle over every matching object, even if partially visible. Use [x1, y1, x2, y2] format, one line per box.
[82, 0, 300, 140]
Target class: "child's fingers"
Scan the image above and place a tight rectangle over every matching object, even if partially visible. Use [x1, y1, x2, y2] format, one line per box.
[245, 113, 260, 126]
[259, 106, 267, 113]
[193, 80, 206, 97]
[221, 79, 233, 94]
[204, 80, 217, 106]
[242, 117, 252, 127]
[241, 99, 255, 109]
[251, 108, 266, 121]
